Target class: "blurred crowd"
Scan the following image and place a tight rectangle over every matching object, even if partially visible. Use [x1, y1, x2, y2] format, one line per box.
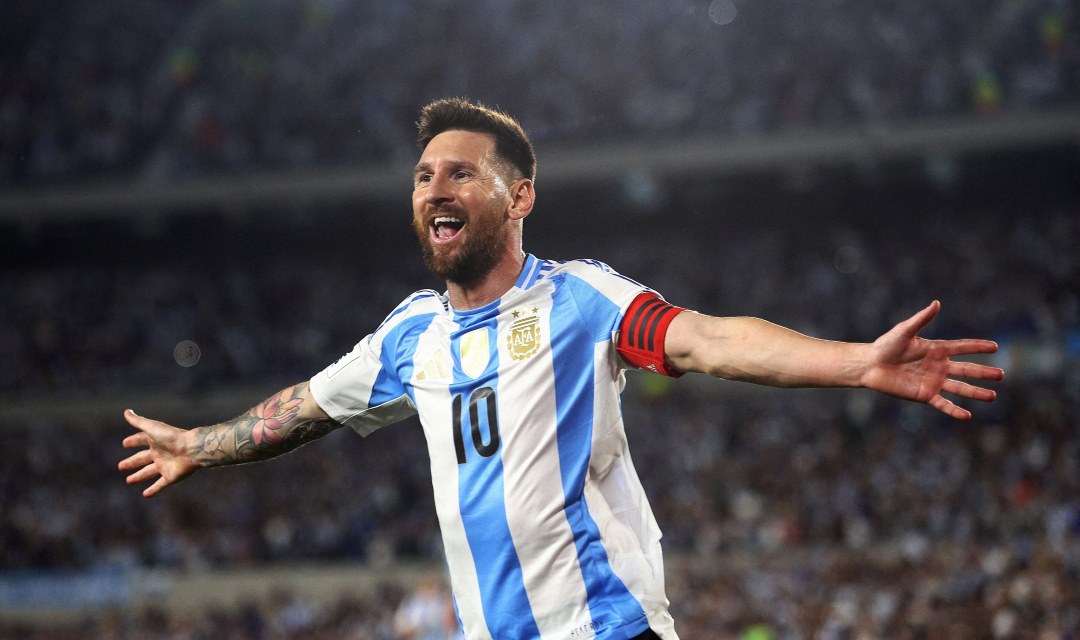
[2, 0, 1077, 184]
[0, 257, 426, 397]
[4, 0, 1078, 637]
[4, 201, 1076, 397]
[2, 375, 1078, 638]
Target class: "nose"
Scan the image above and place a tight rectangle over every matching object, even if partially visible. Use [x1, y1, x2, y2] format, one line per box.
[423, 173, 455, 207]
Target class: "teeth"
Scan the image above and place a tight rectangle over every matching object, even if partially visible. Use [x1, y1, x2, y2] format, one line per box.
[434, 216, 463, 225]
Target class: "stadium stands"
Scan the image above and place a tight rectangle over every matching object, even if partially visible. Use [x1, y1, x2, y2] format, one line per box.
[2, 0, 1076, 183]
[1, 0, 1077, 636]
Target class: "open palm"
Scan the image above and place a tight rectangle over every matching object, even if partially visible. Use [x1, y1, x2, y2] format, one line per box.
[118, 410, 200, 497]
[863, 301, 1004, 420]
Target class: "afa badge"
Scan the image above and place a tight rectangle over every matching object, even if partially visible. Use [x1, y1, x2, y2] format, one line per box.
[507, 307, 542, 361]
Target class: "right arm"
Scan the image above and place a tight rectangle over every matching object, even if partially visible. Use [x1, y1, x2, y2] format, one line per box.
[119, 381, 341, 497]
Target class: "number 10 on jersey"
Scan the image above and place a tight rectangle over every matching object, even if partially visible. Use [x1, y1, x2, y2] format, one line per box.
[452, 386, 501, 464]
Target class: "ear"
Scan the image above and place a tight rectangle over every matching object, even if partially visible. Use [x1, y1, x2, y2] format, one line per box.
[506, 178, 535, 221]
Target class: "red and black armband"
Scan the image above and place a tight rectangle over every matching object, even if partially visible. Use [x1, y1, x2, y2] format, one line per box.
[616, 292, 686, 377]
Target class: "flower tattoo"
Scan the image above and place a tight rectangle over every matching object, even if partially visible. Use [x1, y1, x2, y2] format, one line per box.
[251, 393, 303, 445]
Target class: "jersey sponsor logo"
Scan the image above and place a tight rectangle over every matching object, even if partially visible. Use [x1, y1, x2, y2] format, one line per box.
[507, 306, 542, 361]
[460, 328, 491, 379]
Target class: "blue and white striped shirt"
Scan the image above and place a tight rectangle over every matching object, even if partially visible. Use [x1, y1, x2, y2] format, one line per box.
[311, 255, 678, 640]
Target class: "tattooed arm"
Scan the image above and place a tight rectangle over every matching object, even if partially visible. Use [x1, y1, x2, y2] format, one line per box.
[119, 382, 341, 498]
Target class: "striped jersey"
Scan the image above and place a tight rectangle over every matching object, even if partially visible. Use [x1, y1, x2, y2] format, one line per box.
[310, 255, 679, 640]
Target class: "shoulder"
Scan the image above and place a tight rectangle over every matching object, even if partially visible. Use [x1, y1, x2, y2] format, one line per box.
[540, 258, 645, 287]
[372, 289, 446, 337]
[540, 258, 616, 277]
[538, 258, 651, 301]
[395, 288, 446, 313]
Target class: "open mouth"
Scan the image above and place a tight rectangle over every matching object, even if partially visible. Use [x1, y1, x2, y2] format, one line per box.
[432, 216, 465, 242]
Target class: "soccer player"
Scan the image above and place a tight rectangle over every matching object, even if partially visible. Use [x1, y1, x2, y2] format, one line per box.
[120, 98, 1004, 640]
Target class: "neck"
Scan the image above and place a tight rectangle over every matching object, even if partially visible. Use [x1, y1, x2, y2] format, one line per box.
[446, 250, 527, 310]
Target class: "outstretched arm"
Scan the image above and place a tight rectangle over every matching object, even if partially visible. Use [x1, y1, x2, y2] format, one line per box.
[664, 300, 1004, 420]
[119, 381, 341, 497]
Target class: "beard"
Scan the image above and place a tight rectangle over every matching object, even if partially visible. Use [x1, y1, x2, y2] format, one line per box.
[413, 206, 509, 287]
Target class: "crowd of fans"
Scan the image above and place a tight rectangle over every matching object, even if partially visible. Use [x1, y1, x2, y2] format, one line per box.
[3, 0, 1077, 184]
[4, 196, 1075, 397]
[3, 364, 1079, 638]
[4, 1, 1077, 637]
[2, 370, 1077, 637]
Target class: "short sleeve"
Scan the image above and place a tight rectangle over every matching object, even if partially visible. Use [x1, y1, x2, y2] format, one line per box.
[310, 334, 416, 436]
[309, 291, 441, 435]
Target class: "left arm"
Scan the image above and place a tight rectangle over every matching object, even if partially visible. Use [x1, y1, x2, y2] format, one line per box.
[664, 300, 1004, 420]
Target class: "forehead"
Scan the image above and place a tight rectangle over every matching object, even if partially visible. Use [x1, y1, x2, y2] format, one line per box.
[418, 130, 497, 167]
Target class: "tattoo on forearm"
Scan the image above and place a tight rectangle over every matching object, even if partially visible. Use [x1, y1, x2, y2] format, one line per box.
[191, 382, 340, 466]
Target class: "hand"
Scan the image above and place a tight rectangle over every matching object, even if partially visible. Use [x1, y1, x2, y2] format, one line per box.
[118, 409, 200, 497]
[862, 301, 1004, 420]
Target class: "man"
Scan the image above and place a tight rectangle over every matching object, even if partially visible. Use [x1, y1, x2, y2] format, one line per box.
[394, 572, 459, 640]
[120, 98, 1004, 640]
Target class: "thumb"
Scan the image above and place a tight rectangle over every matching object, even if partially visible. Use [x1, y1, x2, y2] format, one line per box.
[124, 408, 146, 429]
[124, 408, 167, 434]
[122, 409, 180, 451]
[898, 300, 940, 338]
[122, 409, 158, 450]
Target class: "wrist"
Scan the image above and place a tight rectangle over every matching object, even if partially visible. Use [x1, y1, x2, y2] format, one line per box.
[846, 342, 875, 389]
[186, 425, 222, 469]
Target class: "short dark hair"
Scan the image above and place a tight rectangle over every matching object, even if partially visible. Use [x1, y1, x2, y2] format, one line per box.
[417, 98, 537, 182]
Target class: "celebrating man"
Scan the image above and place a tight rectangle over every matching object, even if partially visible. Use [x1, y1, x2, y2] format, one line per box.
[120, 98, 1003, 640]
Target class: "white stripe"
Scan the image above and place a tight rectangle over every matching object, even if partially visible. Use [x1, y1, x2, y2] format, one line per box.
[585, 342, 679, 638]
[497, 287, 593, 638]
[521, 255, 543, 289]
[412, 319, 493, 639]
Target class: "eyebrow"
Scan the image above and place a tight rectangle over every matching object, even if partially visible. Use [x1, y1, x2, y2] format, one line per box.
[412, 159, 482, 176]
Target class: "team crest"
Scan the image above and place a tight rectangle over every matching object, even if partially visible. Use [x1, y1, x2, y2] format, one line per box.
[507, 307, 542, 361]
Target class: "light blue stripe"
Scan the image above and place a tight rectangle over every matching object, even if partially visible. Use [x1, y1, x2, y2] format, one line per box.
[372, 290, 438, 336]
[514, 253, 540, 291]
[369, 312, 436, 406]
[452, 314, 541, 638]
[549, 274, 649, 637]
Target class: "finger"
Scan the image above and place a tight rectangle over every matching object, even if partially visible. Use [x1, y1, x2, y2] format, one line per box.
[942, 378, 997, 403]
[122, 432, 149, 449]
[929, 393, 972, 421]
[126, 462, 160, 486]
[898, 300, 941, 338]
[118, 449, 154, 472]
[948, 360, 1005, 381]
[943, 339, 999, 357]
[144, 476, 171, 498]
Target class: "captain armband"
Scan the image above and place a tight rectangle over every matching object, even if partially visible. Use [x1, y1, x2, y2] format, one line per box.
[616, 292, 686, 377]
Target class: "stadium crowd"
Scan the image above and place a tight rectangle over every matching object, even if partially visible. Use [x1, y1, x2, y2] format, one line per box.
[2, 201, 1078, 637]
[1, 362, 1077, 638]
[2, 0, 1076, 184]
[3, 196, 1075, 397]
[3, 0, 1077, 637]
